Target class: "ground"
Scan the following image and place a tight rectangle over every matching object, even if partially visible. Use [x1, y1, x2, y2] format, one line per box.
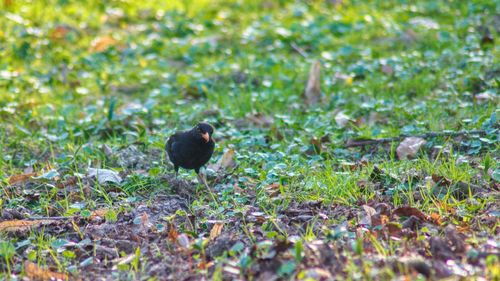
[0, 0, 499, 280]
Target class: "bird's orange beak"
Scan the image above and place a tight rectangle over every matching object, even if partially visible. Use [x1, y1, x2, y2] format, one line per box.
[201, 132, 210, 143]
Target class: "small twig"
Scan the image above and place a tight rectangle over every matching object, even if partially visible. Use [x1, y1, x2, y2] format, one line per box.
[290, 42, 308, 58]
[345, 129, 490, 147]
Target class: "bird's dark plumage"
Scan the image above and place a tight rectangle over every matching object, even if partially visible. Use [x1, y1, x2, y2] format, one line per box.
[166, 123, 215, 178]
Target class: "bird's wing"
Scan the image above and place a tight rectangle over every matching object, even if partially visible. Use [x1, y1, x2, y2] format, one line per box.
[167, 132, 196, 164]
[166, 133, 180, 161]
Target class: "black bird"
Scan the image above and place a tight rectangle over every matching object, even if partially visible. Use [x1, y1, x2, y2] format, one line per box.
[166, 122, 215, 187]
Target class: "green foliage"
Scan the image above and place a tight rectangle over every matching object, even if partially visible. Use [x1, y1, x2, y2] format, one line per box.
[0, 0, 498, 279]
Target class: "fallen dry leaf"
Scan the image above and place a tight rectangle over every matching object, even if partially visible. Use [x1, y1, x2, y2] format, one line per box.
[168, 223, 179, 242]
[430, 212, 443, 225]
[396, 137, 426, 160]
[197, 261, 214, 270]
[90, 36, 118, 52]
[208, 149, 236, 172]
[304, 60, 321, 106]
[359, 205, 377, 226]
[8, 172, 37, 185]
[431, 174, 453, 187]
[219, 149, 236, 170]
[392, 207, 429, 222]
[386, 222, 404, 237]
[0, 220, 57, 233]
[140, 212, 151, 231]
[264, 183, 281, 197]
[25, 261, 69, 281]
[209, 223, 224, 240]
[88, 208, 109, 220]
[50, 25, 72, 40]
[87, 168, 122, 184]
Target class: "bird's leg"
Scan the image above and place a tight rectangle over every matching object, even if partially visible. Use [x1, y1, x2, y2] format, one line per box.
[174, 166, 179, 179]
[196, 172, 210, 189]
[197, 171, 220, 207]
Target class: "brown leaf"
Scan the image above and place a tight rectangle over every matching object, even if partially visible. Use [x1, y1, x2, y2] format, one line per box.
[304, 60, 321, 106]
[431, 174, 452, 187]
[0, 220, 56, 233]
[392, 207, 429, 221]
[430, 213, 442, 225]
[264, 183, 281, 197]
[374, 203, 391, 216]
[386, 222, 403, 237]
[50, 25, 72, 40]
[90, 36, 118, 52]
[248, 212, 267, 224]
[359, 205, 376, 226]
[197, 261, 214, 270]
[168, 223, 179, 242]
[140, 212, 149, 227]
[372, 214, 389, 227]
[220, 149, 236, 170]
[396, 137, 426, 160]
[25, 261, 69, 281]
[208, 149, 237, 173]
[362, 205, 377, 217]
[88, 208, 109, 220]
[209, 223, 224, 240]
[8, 172, 37, 185]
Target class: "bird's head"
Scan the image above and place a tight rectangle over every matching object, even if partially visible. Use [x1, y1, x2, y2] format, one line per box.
[193, 122, 214, 143]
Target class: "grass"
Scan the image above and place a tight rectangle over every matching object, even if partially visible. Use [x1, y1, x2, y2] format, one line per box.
[0, 0, 499, 280]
